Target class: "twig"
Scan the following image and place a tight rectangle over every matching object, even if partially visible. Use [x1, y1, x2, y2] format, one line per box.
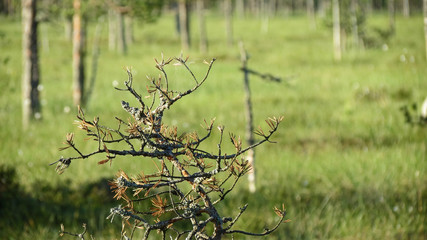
[59, 223, 88, 240]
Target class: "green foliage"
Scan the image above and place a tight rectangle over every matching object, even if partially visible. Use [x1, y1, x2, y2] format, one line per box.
[124, 0, 165, 22]
[35, 0, 165, 23]
[37, 0, 73, 21]
[323, 1, 367, 32]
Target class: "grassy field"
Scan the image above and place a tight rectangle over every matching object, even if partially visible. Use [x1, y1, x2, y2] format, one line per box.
[0, 10, 426, 240]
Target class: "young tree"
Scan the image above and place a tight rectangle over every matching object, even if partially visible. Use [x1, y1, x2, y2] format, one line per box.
[53, 56, 288, 239]
[178, 0, 190, 50]
[106, 1, 129, 55]
[235, 0, 245, 18]
[402, 0, 409, 17]
[239, 43, 282, 193]
[240, 45, 256, 193]
[1, 0, 19, 16]
[124, 14, 134, 45]
[22, 0, 41, 128]
[83, 16, 103, 107]
[325, 0, 366, 52]
[116, 8, 127, 55]
[260, 0, 276, 33]
[332, 0, 341, 61]
[107, 1, 164, 54]
[224, 0, 233, 47]
[350, 0, 359, 48]
[196, 0, 208, 53]
[388, 0, 395, 35]
[74, 0, 163, 106]
[72, 0, 86, 106]
[307, 0, 316, 29]
[318, 0, 329, 18]
[108, 8, 117, 51]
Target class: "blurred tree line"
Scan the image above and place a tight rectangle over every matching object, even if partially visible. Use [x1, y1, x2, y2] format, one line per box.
[3, 0, 425, 128]
[1, 0, 423, 17]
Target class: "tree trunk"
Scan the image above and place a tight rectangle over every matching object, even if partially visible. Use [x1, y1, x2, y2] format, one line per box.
[307, 0, 316, 29]
[295, 0, 304, 12]
[317, 0, 327, 18]
[332, 0, 341, 61]
[117, 11, 127, 55]
[424, 0, 427, 60]
[1, 0, 14, 15]
[108, 8, 116, 51]
[239, 42, 256, 193]
[178, 0, 190, 51]
[174, 3, 180, 38]
[224, 0, 233, 47]
[72, 0, 85, 106]
[350, 0, 359, 48]
[270, 0, 278, 16]
[64, 15, 72, 41]
[125, 15, 134, 46]
[402, 0, 409, 17]
[83, 17, 103, 107]
[260, 0, 270, 33]
[388, 0, 395, 34]
[196, 0, 208, 53]
[22, 0, 41, 128]
[365, 0, 373, 15]
[236, 0, 245, 18]
[248, 0, 259, 17]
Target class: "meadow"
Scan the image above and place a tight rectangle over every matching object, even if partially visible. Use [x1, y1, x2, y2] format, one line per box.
[0, 10, 426, 239]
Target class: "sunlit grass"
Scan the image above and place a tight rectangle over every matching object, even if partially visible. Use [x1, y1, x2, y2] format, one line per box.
[0, 12, 426, 239]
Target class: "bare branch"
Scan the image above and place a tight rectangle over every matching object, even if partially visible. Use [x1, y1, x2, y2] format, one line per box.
[59, 223, 88, 240]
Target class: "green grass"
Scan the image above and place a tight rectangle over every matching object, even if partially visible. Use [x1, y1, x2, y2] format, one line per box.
[0, 11, 426, 239]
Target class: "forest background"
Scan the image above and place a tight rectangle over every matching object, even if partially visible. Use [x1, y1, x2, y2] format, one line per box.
[0, 0, 426, 239]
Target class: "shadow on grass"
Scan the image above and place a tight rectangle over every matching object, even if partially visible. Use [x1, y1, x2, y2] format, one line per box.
[0, 164, 121, 239]
[1, 162, 425, 239]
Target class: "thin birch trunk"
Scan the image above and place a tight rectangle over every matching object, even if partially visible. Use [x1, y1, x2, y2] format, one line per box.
[197, 0, 208, 53]
[174, 4, 180, 38]
[332, 0, 341, 61]
[239, 42, 256, 193]
[307, 0, 316, 29]
[117, 11, 127, 55]
[178, 0, 190, 51]
[318, 0, 327, 18]
[403, 0, 409, 17]
[224, 0, 233, 47]
[83, 17, 103, 107]
[366, 0, 373, 14]
[72, 0, 85, 106]
[350, 0, 359, 48]
[236, 0, 244, 18]
[125, 15, 134, 46]
[389, 0, 395, 34]
[108, 9, 116, 51]
[22, 0, 41, 128]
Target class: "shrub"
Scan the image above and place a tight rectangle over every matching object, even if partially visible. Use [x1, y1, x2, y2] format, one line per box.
[53, 56, 288, 239]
